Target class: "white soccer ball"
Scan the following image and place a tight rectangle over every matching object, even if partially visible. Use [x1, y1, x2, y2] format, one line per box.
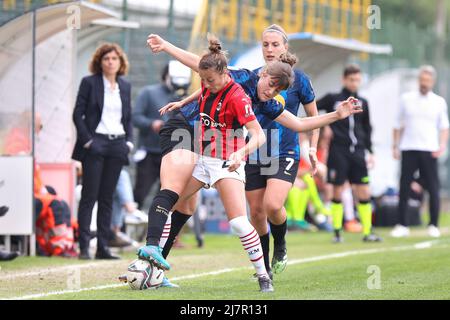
[126, 259, 164, 290]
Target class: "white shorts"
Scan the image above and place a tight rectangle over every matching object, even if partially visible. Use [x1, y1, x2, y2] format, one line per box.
[192, 155, 246, 188]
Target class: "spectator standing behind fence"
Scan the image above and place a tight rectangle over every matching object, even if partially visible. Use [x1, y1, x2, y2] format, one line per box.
[72, 43, 133, 260]
[132, 61, 191, 209]
[391, 65, 449, 238]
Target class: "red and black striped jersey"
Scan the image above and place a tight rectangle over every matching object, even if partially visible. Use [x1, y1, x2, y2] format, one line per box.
[198, 79, 256, 160]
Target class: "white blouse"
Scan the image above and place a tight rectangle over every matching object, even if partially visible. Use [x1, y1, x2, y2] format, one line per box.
[95, 75, 126, 135]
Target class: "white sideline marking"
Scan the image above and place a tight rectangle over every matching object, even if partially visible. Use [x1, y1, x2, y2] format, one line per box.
[2, 240, 446, 300]
[0, 261, 124, 281]
[3, 268, 248, 301]
[413, 240, 440, 249]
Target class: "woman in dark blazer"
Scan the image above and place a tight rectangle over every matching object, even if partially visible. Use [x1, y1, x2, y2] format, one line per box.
[72, 43, 133, 260]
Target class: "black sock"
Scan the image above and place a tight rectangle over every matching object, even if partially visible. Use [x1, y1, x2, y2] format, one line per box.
[162, 210, 191, 258]
[145, 189, 179, 246]
[260, 233, 271, 272]
[269, 219, 287, 248]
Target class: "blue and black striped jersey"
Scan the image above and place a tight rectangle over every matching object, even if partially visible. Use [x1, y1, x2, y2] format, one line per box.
[249, 68, 315, 162]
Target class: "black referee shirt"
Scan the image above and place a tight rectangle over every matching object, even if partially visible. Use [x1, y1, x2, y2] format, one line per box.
[317, 87, 373, 153]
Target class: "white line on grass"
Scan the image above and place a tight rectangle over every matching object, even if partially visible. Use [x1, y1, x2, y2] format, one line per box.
[3, 239, 447, 300]
[0, 261, 124, 281]
[3, 268, 249, 300]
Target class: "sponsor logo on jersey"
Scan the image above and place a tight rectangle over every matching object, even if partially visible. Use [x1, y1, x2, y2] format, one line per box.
[244, 102, 254, 117]
[200, 113, 227, 128]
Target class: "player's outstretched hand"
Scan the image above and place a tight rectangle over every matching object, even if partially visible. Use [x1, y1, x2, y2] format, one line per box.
[228, 151, 244, 172]
[336, 97, 363, 119]
[147, 34, 166, 53]
[159, 101, 184, 115]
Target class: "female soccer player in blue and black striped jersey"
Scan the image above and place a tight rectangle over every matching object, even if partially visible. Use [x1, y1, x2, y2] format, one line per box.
[245, 24, 320, 277]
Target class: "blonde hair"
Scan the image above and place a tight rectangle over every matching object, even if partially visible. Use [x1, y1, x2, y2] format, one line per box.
[263, 24, 288, 43]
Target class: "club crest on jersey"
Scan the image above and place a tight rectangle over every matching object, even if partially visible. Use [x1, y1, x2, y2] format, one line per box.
[200, 113, 227, 128]
[216, 102, 222, 112]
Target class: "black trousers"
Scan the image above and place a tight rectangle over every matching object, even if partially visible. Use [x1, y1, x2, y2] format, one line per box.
[78, 135, 129, 253]
[398, 151, 440, 227]
[133, 152, 162, 209]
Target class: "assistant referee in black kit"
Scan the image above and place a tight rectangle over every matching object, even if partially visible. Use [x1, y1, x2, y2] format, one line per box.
[317, 64, 381, 243]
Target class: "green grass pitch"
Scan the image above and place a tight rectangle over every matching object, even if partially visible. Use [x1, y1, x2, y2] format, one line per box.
[1, 213, 450, 300]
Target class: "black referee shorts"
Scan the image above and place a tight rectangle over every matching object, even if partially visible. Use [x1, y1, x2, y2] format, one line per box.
[245, 157, 299, 191]
[159, 111, 195, 157]
[327, 145, 369, 185]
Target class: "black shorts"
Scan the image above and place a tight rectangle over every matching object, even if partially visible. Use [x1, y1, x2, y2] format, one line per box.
[245, 157, 299, 191]
[327, 145, 369, 185]
[159, 111, 195, 157]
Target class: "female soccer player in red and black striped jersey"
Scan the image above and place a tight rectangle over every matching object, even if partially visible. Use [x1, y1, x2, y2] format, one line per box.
[140, 36, 274, 292]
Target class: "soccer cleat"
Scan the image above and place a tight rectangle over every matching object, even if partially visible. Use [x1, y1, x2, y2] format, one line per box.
[252, 270, 273, 281]
[363, 233, 383, 242]
[137, 245, 171, 270]
[271, 244, 287, 274]
[160, 276, 180, 288]
[257, 274, 274, 293]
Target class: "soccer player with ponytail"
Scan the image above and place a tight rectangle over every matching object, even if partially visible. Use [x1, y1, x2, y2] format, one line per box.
[138, 34, 362, 290]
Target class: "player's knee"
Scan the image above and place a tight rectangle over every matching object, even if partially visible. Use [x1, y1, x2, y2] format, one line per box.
[356, 187, 371, 201]
[173, 201, 195, 215]
[249, 206, 265, 222]
[263, 199, 283, 217]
